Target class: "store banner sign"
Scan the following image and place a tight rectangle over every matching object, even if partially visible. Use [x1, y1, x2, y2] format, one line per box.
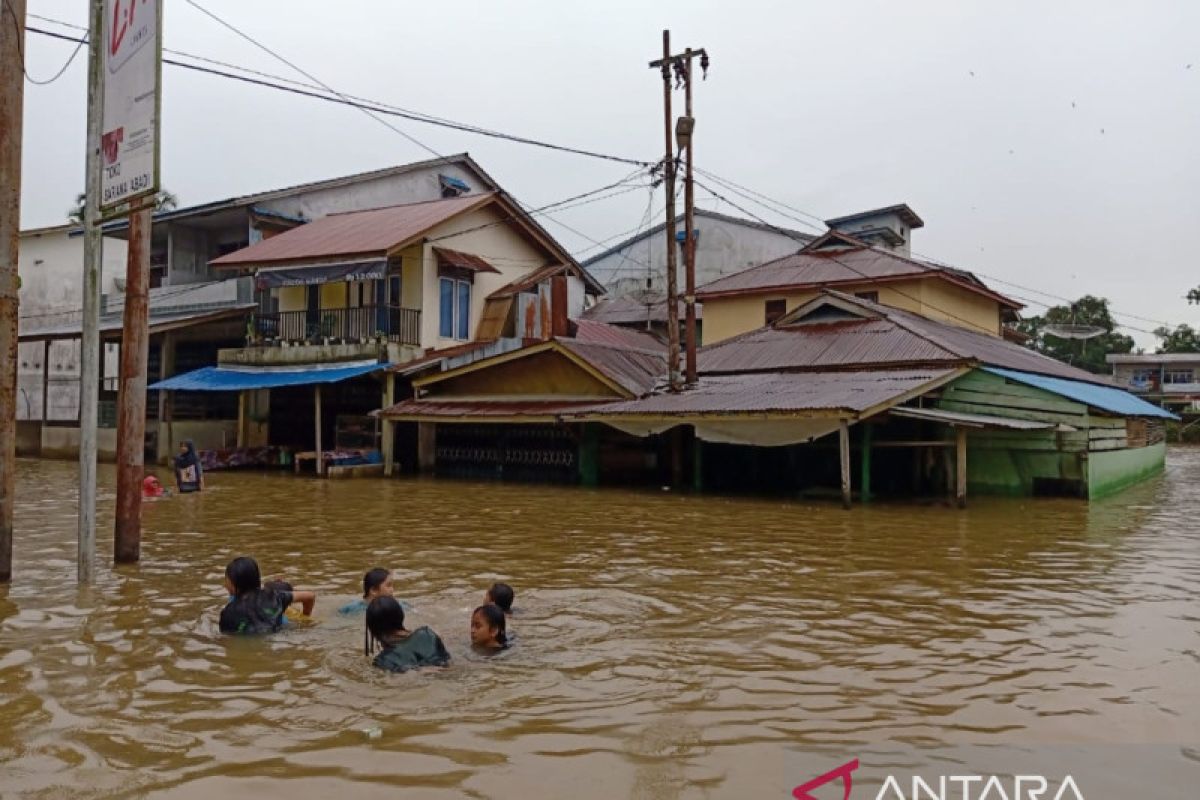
[101, 0, 162, 215]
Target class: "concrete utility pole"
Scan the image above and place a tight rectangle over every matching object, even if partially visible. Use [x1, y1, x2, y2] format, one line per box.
[113, 207, 151, 563]
[0, 0, 26, 584]
[651, 30, 681, 392]
[650, 35, 708, 390]
[78, 0, 105, 583]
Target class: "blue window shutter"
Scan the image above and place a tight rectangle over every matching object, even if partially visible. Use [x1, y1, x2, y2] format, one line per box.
[439, 278, 454, 338]
[456, 281, 471, 340]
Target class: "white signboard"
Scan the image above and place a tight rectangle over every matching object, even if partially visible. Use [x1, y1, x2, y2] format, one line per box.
[100, 0, 161, 214]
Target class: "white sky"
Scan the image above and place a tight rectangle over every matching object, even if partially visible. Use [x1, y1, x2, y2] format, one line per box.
[16, 0, 1200, 348]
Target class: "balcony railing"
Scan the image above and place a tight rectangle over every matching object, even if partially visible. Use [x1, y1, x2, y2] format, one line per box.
[253, 305, 420, 346]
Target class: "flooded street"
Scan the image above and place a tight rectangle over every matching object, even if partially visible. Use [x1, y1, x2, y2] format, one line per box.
[2, 451, 1199, 798]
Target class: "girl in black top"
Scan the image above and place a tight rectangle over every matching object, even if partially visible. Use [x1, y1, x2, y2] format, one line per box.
[219, 556, 316, 635]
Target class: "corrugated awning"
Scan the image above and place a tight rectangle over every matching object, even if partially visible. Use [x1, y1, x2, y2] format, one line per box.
[254, 259, 387, 289]
[150, 361, 390, 391]
[984, 367, 1178, 420]
[433, 247, 500, 274]
[889, 406, 1072, 431]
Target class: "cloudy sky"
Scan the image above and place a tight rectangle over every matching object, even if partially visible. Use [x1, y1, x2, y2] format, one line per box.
[16, 1, 1200, 347]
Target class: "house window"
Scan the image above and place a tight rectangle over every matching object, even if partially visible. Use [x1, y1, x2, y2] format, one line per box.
[765, 299, 787, 325]
[1164, 369, 1194, 384]
[854, 290, 879, 303]
[439, 276, 471, 340]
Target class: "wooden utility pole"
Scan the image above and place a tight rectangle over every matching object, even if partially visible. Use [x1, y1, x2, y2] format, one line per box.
[651, 38, 708, 388]
[651, 31, 681, 391]
[0, 0, 26, 583]
[113, 207, 151, 563]
[79, 0, 105, 583]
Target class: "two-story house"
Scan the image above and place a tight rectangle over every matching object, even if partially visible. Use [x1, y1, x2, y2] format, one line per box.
[1106, 353, 1200, 413]
[695, 204, 1023, 344]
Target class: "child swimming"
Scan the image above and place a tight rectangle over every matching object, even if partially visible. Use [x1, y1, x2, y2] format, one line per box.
[219, 556, 316, 635]
[337, 567, 395, 615]
[365, 596, 450, 673]
[484, 582, 514, 616]
[470, 603, 509, 651]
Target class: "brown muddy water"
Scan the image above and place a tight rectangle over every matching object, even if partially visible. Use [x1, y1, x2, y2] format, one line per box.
[1, 452, 1199, 799]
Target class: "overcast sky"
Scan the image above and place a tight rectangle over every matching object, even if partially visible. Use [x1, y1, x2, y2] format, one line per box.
[16, 1, 1200, 347]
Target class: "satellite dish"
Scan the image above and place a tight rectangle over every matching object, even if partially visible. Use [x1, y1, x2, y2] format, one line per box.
[1043, 323, 1105, 340]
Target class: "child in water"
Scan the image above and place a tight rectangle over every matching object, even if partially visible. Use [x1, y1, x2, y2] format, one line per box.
[338, 567, 395, 615]
[219, 556, 316, 635]
[175, 440, 204, 493]
[263, 579, 313, 626]
[470, 603, 509, 651]
[484, 582, 514, 616]
[141, 475, 168, 498]
[365, 596, 450, 672]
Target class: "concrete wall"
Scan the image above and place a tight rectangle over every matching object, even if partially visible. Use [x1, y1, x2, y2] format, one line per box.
[17, 227, 129, 421]
[41, 425, 118, 461]
[1087, 441, 1166, 499]
[585, 213, 805, 299]
[701, 276, 1004, 344]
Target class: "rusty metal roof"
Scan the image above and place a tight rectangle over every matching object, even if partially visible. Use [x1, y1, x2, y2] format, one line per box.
[486, 261, 606, 298]
[570, 369, 957, 417]
[558, 339, 666, 396]
[210, 193, 496, 268]
[571, 319, 665, 352]
[581, 294, 701, 325]
[695, 240, 1020, 309]
[377, 398, 598, 420]
[433, 246, 500, 273]
[698, 290, 1107, 385]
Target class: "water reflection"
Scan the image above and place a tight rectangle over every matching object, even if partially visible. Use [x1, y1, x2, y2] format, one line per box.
[1, 452, 1198, 798]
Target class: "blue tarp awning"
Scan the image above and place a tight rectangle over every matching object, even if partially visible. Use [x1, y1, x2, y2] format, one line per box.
[150, 361, 390, 392]
[984, 367, 1179, 420]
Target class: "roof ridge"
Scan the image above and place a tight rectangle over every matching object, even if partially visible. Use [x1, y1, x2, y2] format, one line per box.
[324, 191, 496, 217]
[821, 290, 967, 359]
[560, 337, 667, 359]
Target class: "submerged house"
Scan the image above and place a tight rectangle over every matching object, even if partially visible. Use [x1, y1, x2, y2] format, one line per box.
[1106, 353, 1200, 413]
[378, 291, 1173, 502]
[152, 189, 603, 475]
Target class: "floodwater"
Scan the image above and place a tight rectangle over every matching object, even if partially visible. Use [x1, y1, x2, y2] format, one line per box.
[1, 452, 1199, 799]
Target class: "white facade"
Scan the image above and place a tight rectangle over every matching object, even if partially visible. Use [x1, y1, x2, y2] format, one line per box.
[584, 210, 810, 299]
[16, 226, 127, 420]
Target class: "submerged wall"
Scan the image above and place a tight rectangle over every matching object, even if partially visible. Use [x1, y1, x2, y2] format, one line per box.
[1087, 441, 1166, 500]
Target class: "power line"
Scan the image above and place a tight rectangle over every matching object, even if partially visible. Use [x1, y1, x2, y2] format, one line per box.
[1, 0, 87, 85]
[24, 18, 652, 168]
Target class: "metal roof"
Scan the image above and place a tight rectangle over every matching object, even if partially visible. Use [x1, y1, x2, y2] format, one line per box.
[983, 367, 1179, 420]
[695, 239, 1020, 309]
[210, 194, 495, 268]
[486, 261, 607, 298]
[825, 203, 925, 230]
[557, 339, 666, 396]
[150, 361, 389, 391]
[571, 369, 957, 417]
[581, 294, 701, 325]
[888, 406, 1065, 430]
[433, 246, 500, 274]
[571, 319, 665, 352]
[18, 304, 254, 343]
[698, 291, 1111, 385]
[377, 398, 599, 421]
[1106, 353, 1200, 365]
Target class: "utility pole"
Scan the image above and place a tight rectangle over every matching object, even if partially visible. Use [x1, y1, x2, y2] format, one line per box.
[650, 35, 709, 390]
[79, 0, 105, 583]
[0, 0, 26, 584]
[113, 205, 150, 563]
[651, 30, 681, 391]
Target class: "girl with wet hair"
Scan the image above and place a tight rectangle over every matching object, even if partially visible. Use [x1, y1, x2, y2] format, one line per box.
[470, 603, 508, 650]
[219, 556, 316, 635]
[484, 582, 514, 615]
[365, 596, 450, 672]
[338, 567, 401, 616]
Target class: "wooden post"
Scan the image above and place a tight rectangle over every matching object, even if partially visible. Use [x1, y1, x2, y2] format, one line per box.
[314, 384, 323, 476]
[417, 422, 436, 473]
[579, 423, 599, 487]
[382, 372, 396, 476]
[692, 433, 703, 492]
[157, 332, 174, 463]
[860, 423, 872, 504]
[839, 420, 852, 510]
[956, 427, 968, 509]
[114, 208, 152, 565]
[236, 391, 247, 449]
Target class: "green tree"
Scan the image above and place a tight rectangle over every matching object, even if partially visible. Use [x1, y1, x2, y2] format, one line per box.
[1016, 295, 1135, 374]
[1153, 323, 1200, 354]
[68, 189, 179, 225]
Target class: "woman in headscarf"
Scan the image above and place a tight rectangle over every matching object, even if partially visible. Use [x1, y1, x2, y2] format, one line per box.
[174, 440, 204, 493]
